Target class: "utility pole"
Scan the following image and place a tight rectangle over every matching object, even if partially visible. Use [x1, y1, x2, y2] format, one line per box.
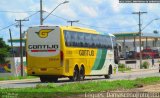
[40, 0, 43, 25]
[15, 19, 29, 76]
[9, 29, 14, 57]
[40, 0, 69, 25]
[67, 20, 79, 26]
[132, 11, 147, 68]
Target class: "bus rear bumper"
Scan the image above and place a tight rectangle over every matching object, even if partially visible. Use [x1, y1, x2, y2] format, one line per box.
[27, 67, 64, 76]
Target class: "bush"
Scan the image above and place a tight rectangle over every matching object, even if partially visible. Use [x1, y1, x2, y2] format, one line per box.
[141, 61, 149, 69]
[0, 38, 10, 64]
[118, 63, 131, 72]
[118, 63, 125, 68]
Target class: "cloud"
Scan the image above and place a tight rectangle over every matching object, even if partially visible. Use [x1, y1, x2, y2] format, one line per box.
[93, 0, 105, 4]
[108, 0, 125, 13]
[1, 0, 160, 45]
[81, 5, 98, 17]
[57, 4, 77, 19]
[7, 13, 29, 20]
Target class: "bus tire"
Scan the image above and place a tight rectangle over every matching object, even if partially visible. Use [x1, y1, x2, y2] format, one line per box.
[104, 74, 110, 79]
[69, 66, 79, 81]
[50, 77, 58, 82]
[104, 65, 112, 79]
[47, 76, 58, 82]
[40, 76, 47, 83]
[79, 66, 85, 81]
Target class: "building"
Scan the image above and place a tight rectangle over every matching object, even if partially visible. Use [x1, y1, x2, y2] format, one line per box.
[114, 32, 160, 59]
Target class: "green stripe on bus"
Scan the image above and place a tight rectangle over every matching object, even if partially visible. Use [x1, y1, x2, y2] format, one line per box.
[96, 49, 107, 70]
[92, 49, 102, 70]
[92, 49, 107, 70]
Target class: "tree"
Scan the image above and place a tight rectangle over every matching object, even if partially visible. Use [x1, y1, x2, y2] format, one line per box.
[0, 38, 10, 64]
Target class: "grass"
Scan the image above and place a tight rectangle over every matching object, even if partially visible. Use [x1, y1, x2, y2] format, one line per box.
[118, 63, 131, 72]
[118, 67, 131, 72]
[0, 76, 37, 81]
[0, 77, 160, 98]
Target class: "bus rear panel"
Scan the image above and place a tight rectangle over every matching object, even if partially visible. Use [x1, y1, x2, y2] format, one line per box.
[27, 26, 64, 76]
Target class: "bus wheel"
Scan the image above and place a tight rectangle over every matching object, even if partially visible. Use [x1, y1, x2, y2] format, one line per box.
[104, 74, 110, 79]
[79, 66, 85, 81]
[49, 77, 58, 82]
[104, 65, 112, 79]
[40, 76, 47, 83]
[69, 66, 79, 81]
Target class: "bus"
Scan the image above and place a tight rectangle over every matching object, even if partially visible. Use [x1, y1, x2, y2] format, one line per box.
[26, 26, 119, 82]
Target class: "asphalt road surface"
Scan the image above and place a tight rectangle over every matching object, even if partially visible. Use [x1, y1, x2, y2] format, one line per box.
[0, 69, 159, 88]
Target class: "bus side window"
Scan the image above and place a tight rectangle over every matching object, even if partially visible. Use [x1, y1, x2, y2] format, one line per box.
[92, 34, 97, 48]
[99, 35, 103, 48]
[64, 31, 71, 46]
[105, 36, 108, 49]
[77, 33, 80, 47]
[64, 31, 67, 46]
[102, 36, 106, 48]
[79, 33, 84, 47]
[105, 36, 112, 49]
[77, 33, 84, 47]
[91, 35, 95, 48]
[71, 32, 77, 47]
[93, 35, 98, 48]
[88, 34, 92, 47]
[75, 32, 79, 47]
[84, 33, 91, 47]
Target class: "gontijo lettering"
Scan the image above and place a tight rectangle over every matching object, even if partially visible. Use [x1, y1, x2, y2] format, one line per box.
[28, 45, 58, 49]
[79, 50, 94, 56]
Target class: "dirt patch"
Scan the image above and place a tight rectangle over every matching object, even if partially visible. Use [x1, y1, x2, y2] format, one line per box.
[130, 83, 160, 92]
[63, 84, 160, 98]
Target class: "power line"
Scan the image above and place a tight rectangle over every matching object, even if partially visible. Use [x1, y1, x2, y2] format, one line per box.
[77, 22, 137, 29]
[44, 11, 138, 30]
[46, 12, 68, 21]
[0, 11, 39, 32]
[23, 11, 39, 20]
[0, 23, 17, 32]
[0, 11, 38, 13]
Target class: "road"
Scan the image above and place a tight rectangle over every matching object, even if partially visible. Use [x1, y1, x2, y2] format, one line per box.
[0, 69, 159, 88]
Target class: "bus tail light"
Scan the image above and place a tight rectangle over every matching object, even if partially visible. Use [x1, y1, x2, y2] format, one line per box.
[60, 51, 63, 66]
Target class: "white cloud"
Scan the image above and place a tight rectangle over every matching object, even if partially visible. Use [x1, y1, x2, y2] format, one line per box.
[7, 13, 29, 20]
[59, 7, 77, 18]
[107, 0, 125, 13]
[81, 5, 98, 17]
[42, 1, 77, 19]
[93, 0, 104, 4]
[111, 0, 121, 13]
[132, 3, 142, 11]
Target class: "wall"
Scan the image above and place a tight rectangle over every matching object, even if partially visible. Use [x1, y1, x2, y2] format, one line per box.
[0, 57, 26, 78]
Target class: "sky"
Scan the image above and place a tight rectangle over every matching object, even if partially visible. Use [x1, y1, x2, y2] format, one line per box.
[0, 0, 160, 45]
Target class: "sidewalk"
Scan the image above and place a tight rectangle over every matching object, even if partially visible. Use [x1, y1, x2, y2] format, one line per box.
[113, 68, 159, 77]
[0, 78, 39, 84]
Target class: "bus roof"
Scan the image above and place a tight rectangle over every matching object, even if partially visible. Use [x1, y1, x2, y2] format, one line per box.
[28, 25, 111, 36]
[60, 26, 97, 34]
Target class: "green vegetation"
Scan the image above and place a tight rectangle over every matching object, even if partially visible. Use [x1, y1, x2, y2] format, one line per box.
[0, 76, 37, 81]
[0, 77, 159, 98]
[0, 38, 10, 64]
[118, 63, 131, 72]
[140, 61, 149, 69]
